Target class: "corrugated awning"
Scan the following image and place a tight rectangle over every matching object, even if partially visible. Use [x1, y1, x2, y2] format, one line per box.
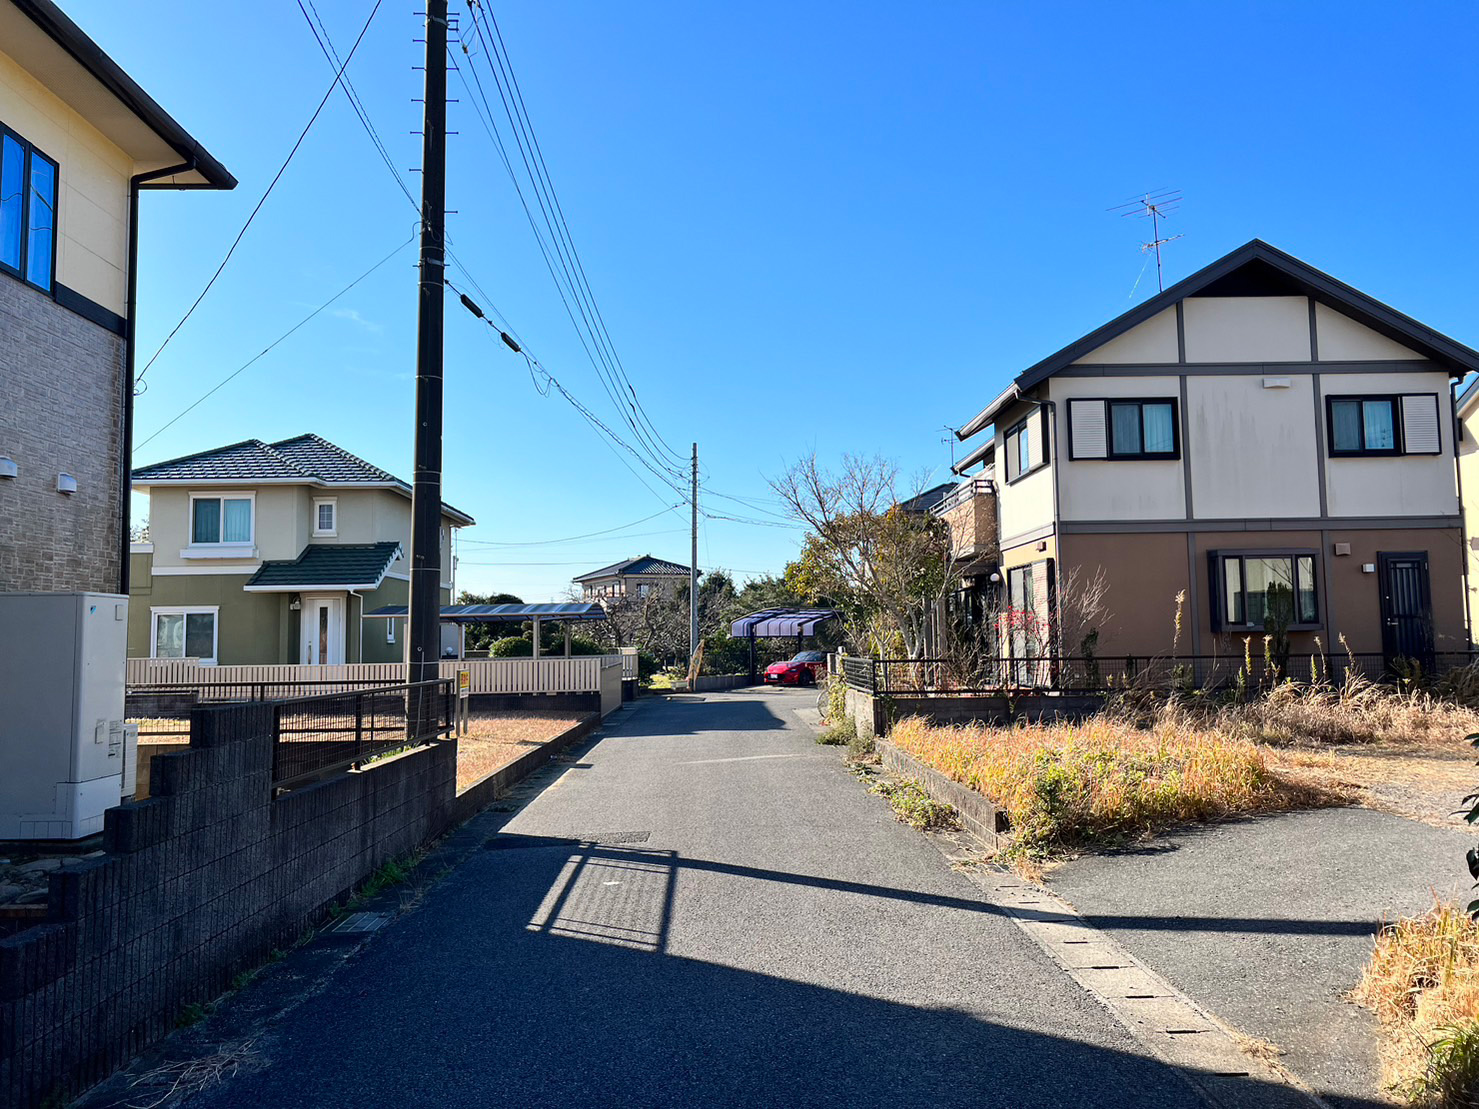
[365, 602, 607, 623]
[730, 609, 839, 638]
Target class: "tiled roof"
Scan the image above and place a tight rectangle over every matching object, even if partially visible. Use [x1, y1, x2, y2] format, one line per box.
[244, 542, 401, 591]
[132, 433, 474, 524]
[572, 554, 693, 583]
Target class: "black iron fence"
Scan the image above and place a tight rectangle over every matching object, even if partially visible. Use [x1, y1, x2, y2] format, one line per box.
[127, 679, 407, 739]
[842, 651, 1479, 696]
[271, 680, 454, 790]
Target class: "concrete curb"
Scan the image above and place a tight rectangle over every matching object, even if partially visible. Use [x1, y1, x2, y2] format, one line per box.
[875, 738, 1010, 849]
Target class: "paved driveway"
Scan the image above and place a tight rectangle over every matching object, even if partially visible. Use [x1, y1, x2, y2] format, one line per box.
[174, 690, 1336, 1108]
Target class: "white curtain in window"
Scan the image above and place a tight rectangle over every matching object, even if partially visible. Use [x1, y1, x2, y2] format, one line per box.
[1143, 404, 1174, 453]
[1363, 402, 1395, 450]
[1330, 400, 1362, 451]
[155, 613, 184, 657]
[1111, 404, 1142, 454]
[222, 498, 252, 543]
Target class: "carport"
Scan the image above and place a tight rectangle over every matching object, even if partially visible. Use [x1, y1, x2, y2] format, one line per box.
[364, 602, 607, 659]
[730, 608, 840, 684]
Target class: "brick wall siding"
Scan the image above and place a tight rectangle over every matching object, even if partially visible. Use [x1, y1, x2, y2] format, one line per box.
[0, 701, 456, 1106]
[0, 277, 124, 593]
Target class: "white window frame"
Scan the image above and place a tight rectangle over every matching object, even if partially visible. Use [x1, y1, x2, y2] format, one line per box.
[149, 605, 220, 665]
[185, 491, 256, 554]
[313, 497, 338, 537]
[386, 617, 397, 644]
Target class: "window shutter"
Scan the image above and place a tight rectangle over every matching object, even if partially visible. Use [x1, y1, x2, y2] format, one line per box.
[1068, 399, 1107, 459]
[1400, 394, 1441, 455]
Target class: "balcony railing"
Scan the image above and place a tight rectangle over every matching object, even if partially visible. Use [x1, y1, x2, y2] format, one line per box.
[930, 477, 994, 517]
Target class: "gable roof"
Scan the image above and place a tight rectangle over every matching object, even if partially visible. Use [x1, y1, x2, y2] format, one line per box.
[2, 0, 234, 188]
[572, 555, 693, 583]
[899, 482, 956, 514]
[132, 433, 475, 525]
[244, 542, 402, 592]
[957, 239, 1479, 441]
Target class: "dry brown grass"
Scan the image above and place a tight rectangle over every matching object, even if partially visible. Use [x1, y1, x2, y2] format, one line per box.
[1354, 904, 1479, 1106]
[456, 711, 588, 794]
[1208, 679, 1479, 749]
[887, 715, 1331, 857]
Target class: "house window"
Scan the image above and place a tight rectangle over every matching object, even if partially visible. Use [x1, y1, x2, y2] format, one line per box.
[0, 122, 58, 292]
[313, 498, 337, 537]
[151, 608, 219, 664]
[1004, 410, 1047, 482]
[1108, 400, 1177, 458]
[1328, 396, 1398, 455]
[638, 582, 652, 598]
[191, 494, 253, 545]
[386, 618, 396, 644]
[1212, 551, 1318, 630]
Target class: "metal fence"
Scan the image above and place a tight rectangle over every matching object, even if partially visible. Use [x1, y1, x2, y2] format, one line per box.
[843, 651, 1479, 696]
[127, 679, 404, 739]
[271, 679, 454, 790]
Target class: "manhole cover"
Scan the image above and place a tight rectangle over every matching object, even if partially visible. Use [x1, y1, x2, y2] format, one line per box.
[331, 911, 392, 934]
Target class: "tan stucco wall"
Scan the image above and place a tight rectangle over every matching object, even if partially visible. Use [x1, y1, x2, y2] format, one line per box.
[1182, 296, 1311, 363]
[1321, 370, 1457, 518]
[0, 51, 132, 315]
[1461, 405, 1479, 632]
[1071, 307, 1178, 365]
[1057, 528, 1465, 661]
[1051, 376, 1185, 521]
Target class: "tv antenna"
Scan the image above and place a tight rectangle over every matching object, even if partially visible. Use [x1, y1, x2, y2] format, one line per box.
[1109, 189, 1183, 292]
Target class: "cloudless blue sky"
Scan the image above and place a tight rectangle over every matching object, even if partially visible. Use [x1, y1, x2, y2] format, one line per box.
[73, 0, 1479, 600]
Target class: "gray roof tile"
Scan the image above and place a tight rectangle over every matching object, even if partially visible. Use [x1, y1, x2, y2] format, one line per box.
[572, 554, 693, 583]
[245, 542, 402, 590]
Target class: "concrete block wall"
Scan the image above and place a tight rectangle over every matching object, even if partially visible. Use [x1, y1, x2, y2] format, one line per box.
[0, 701, 456, 1106]
[0, 276, 125, 593]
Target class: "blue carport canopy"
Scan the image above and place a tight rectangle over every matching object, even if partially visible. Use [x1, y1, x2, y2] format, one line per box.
[730, 609, 838, 638]
[364, 602, 607, 623]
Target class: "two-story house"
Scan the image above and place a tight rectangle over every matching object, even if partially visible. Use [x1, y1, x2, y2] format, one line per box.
[0, 0, 234, 596]
[574, 555, 694, 601]
[952, 240, 1477, 672]
[128, 434, 474, 665]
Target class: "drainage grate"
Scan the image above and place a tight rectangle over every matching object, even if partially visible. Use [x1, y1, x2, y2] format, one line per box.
[331, 912, 392, 934]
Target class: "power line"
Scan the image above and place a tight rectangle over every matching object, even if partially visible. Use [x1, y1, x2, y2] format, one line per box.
[135, 236, 415, 451]
[134, 0, 385, 393]
[458, 507, 683, 547]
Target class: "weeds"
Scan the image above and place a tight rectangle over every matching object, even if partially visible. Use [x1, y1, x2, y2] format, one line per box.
[869, 777, 958, 831]
[816, 715, 856, 746]
[888, 714, 1322, 858]
[1355, 903, 1479, 1105]
[173, 1002, 208, 1030]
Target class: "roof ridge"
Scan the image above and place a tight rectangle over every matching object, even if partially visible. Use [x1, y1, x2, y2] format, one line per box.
[133, 437, 272, 474]
[270, 432, 399, 484]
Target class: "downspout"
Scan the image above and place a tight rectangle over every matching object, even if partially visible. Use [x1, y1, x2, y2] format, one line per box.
[1454, 381, 1473, 649]
[349, 589, 363, 662]
[121, 159, 196, 595]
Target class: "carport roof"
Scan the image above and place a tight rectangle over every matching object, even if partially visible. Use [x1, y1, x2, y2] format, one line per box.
[365, 602, 607, 623]
[730, 609, 839, 638]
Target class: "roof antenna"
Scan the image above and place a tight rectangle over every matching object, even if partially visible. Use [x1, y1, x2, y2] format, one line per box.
[1109, 189, 1183, 292]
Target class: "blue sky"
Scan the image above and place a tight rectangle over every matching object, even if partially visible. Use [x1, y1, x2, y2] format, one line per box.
[77, 0, 1479, 601]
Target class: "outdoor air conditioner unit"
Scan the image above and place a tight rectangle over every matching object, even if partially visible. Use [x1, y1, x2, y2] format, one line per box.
[0, 593, 129, 839]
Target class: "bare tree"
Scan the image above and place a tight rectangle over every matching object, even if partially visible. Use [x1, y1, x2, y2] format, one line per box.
[769, 453, 957, 659]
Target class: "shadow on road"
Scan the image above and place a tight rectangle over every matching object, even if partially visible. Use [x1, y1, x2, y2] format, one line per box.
[175, 833, 1393, 1109]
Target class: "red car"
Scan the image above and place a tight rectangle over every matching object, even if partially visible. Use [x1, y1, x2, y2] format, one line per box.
[765, 650, 827, 685]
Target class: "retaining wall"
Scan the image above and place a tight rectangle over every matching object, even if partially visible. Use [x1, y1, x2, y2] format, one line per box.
[0, 702, 455, 1106]
[845, 688, 1106, 737]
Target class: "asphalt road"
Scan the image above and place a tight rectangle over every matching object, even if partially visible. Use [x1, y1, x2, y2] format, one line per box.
[183, 689, 1334, 1108]
[1051, 807, 1471, 1109]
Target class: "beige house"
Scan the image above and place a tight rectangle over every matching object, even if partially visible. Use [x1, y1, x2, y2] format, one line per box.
[574, 555, 693, 601]
[0, 0, 233, 596]
[951, 240, 1476, 671]
[129, 435, 473, 665]
[1456, 379, 1479, 632]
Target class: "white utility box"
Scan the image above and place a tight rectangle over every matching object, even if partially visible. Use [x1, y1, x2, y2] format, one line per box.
[0, 593, 129, 839]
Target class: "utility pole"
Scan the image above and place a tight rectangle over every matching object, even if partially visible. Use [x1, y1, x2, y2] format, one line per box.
[408, 0, 448, 703]
[690, 442, 699, 670]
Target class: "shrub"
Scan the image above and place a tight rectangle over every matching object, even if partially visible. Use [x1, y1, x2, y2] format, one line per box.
[490, 636, 532, 658]
[888, 714, 1315, 856]
[1355, 903, 1479, 1105]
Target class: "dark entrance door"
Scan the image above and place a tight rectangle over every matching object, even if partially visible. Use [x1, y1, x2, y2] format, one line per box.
[1378, 552, 1434, 673]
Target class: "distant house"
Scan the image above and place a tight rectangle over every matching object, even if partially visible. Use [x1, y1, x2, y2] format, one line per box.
[129, 435, 474, 665]
[0, 0, 234, 595]
[574, 555, 694, 601]
[950, 239, 1477, 668]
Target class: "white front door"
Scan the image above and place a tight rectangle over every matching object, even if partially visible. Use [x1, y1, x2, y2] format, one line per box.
[301, 595, 345, 665]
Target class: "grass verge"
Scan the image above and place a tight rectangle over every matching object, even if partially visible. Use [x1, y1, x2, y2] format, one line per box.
[1354, 903, 1479, 1106]
[888, 714, 1329, 859]
[817, 715, 856, 746]
[869, 776, 958, 831]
